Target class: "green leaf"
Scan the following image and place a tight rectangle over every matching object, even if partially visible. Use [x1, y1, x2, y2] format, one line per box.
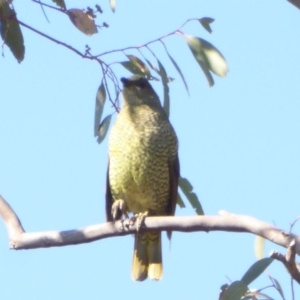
[145, 58, 159, 73]
[241, 258, 274, 285]
[109, 0, 116, 12]
[177, 192, 186, 208]
[178, 177, 204, 215]
[126, 55, 151, 78]
[254, 235, 265, 260]
[97, 114, 112, 144]
[185, 35, 228, 86]
[120, 61, 147, 77]
[157, 60, 170, 117]
[220, 281, 248, 300]
[244, 291, 274, 300]
[199, 17, 214, 33]
[165, 49, 189, 96]
[269, 276, 285, 300]
[94, 81, 106, 137]
[52, 0, 66, 10]
[143, 59, 163, 81]
[0, 3, 25, 63]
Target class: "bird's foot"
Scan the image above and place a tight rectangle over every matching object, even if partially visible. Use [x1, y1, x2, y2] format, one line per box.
[132, 211, 148, 232]
[111, 199, 129, 220]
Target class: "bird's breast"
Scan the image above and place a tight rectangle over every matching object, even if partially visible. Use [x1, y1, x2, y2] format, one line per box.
[108, 107, 177, 215]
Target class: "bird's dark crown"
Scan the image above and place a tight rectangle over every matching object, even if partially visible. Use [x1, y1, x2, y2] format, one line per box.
[121, 76, 152, 90]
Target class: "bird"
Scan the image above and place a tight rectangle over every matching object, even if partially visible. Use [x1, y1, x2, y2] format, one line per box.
[106, 75, 179, 281]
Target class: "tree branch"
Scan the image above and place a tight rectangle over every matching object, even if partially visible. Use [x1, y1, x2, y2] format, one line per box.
[1, 196, 300, 256]
[271, 240, 300, 284]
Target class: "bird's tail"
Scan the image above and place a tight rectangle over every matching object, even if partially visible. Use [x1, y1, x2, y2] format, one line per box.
[131, 231, 162, 281]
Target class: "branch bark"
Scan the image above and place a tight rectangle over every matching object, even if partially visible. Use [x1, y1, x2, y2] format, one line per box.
[271, 240, 300, 284]
[0, 196, 299, 257]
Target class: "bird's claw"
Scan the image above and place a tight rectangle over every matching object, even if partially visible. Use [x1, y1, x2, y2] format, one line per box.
[132, 211, 148, 232]
[111, 199, 129, 220]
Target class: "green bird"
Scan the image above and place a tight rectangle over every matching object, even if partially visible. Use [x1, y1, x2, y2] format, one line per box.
[106, 76, 179, 281]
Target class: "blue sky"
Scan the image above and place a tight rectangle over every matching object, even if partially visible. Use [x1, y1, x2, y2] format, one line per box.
[1, 0, 300, 299]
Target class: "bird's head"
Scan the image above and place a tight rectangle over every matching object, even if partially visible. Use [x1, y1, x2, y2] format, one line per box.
[121, 76, 161, 107]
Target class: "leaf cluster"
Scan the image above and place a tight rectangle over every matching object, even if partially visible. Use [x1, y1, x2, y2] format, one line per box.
[220, 258, 286, 300]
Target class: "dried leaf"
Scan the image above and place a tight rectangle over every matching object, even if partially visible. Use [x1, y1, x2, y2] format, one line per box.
[199, 17, 214, 33]
[94, 81, 106, 137]
[0, 2, 25, 62]
[67, 9, 98, 36]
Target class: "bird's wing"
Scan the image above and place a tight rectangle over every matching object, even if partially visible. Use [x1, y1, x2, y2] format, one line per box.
[105, 159, 114, 222]
[167, 153, 180, 217]
[166, 153, 180, 240]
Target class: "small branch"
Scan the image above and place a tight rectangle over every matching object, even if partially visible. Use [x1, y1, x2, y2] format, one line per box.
[32, 0, 65, 13]
[271, 240, 300, 284]
[18, 20, 91, 59]
[0, 196, 300, 255]
[14, 17, 200, 111]
[95, 18, 199, 58]
[17, 19, 120, 110]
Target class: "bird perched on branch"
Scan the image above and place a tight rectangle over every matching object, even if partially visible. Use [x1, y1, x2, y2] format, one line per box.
[106, 75, 179, 281]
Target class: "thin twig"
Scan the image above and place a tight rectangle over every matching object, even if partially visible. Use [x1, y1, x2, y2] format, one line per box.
[96, 18, 198, 58]
[32, 0, 65, 12]
[36, 0, 50, 23]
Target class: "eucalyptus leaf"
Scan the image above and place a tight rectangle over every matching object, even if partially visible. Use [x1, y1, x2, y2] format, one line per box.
[178, 177, 204, 215]
[97, 114, 112, 144]
[199, 17, 214, 33]
[177, 192, 186, 208]
[269, 276, 285, 299]
[165, 49, 189, 95]
[109, 0, 116, 12]
[145, 58, 159, 73]
[94, 81, 106, 137]
[120, 61, 146, 77]
[67, 9, 98, 36]
[126, 55, 151, 78]
[220, 281, 248, 300]
[254, 235, 265, 260]
[52, 0, 66, 9]
[0, 3, 25, 62]
[241, 258, 274, 285]
[244, 291, 274, 300]
[185, 35, 228, 86]
[157, 60, 170, 117]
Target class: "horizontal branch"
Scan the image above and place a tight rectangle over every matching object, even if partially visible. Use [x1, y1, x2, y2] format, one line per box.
[0, 196, 299, 255]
